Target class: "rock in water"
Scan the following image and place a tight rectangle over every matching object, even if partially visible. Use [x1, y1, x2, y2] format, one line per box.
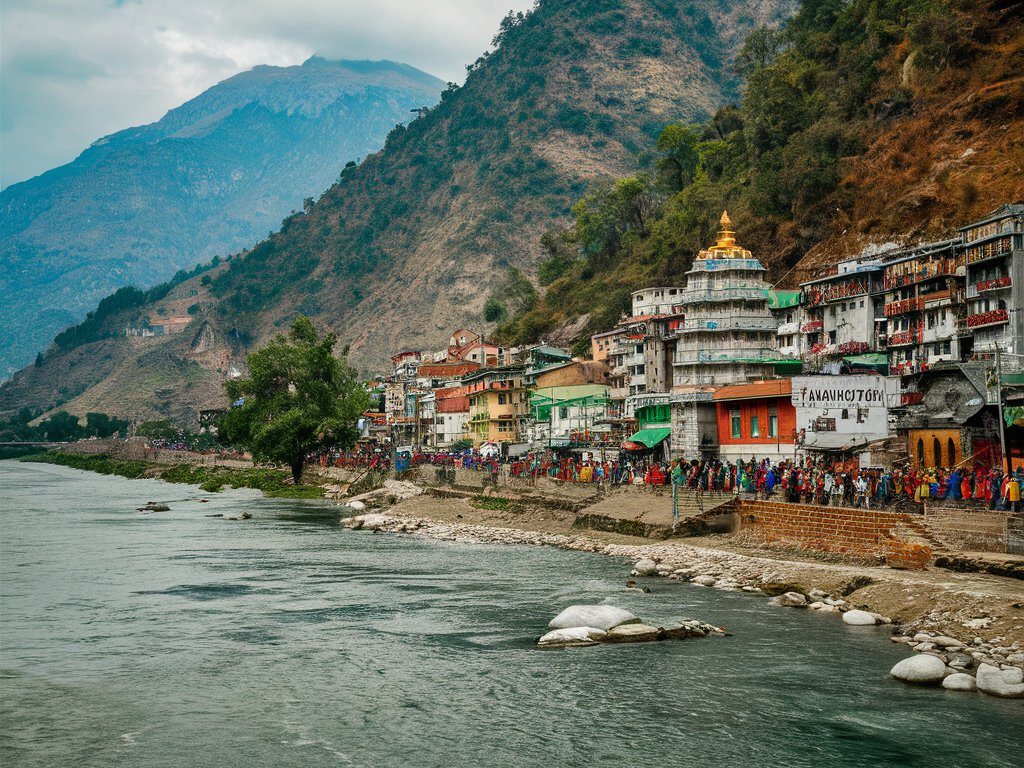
[975, 663, 1024, 698]
[842, 610, 878, 626]
[941, 673, 977, 692]
[548, 605, 638, 632]
[778, 592, 808, 607]
[633, 558, 658, 576]
[537, 627, 607, 648]
[346, 500, 366, 511]
[604, 624, 663, 643]
[890, 654, 946, 684]
[691, 575, 716, 587]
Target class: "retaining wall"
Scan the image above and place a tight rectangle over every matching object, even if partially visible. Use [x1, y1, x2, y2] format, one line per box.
[734, 499, 930, 567]
[923, 504, 1024, 555]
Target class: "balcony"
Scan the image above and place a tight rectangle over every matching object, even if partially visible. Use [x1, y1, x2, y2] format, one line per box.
[921, 288, 954, 307]
[777, 321, 800, 336]
[800, 319, 824, 333]
[975, 276, 1012, 295]
[965, 309, 1010, 329]
[883, 297, 925, 316]
[674, 348, 779, 366]
[679, 315, 778, 333]
[888, 327, 921, 347]
[678, 287, 769, 304]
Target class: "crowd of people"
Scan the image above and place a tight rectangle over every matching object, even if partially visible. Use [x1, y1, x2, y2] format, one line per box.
[317, 445, 1023, 511]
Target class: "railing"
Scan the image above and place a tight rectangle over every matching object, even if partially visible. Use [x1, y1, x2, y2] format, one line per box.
[883, 297, 925, 316]
[975, 276, 1012, 293]
[921, 288, 953, 304]
[800, 319, 824, 333]
[965, 309, 1010, 329]
[801, 278, 868, 307]
[965, 236, 1013, 264]
[678, 287, 769, 304]
[888, 327, 921, 346]
[679, 316, 778, 333]
[883, 257, 961, 289]
[674, 348, 779, 365]
[777, 321, 800, 336]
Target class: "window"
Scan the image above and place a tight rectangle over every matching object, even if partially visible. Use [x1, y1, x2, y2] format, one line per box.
[860, 300, 865, 308]
[948, 437, 956, 465]
[750, 415, 761, 438]
[731, 410, 741, 439]
[558, 407, 568, 420]
[943, 341, 951, 354]
[917, 439, 925, 464]
[841, 408, 849, 420]
[498, 393, 507, 405]
[933, 437, 942, 466]
[768, 409, 778, 438]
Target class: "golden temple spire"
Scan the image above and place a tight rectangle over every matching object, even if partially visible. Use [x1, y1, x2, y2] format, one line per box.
[698, 209, 752, 260]
[715, 210, 736, 249]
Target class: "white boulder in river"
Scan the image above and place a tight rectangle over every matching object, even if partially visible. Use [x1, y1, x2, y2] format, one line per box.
[941, 673, 977, 692]
[975, 663, 1024, 698]
[890, 654, 946, 684]
[842, 610, 878, 626]
[537, 627, 607, 648]
[632, 558, 658, 576]
[548, 605, 639, 632]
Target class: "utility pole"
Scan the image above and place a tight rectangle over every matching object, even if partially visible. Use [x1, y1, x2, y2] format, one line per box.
[995, 343, 1012, 476]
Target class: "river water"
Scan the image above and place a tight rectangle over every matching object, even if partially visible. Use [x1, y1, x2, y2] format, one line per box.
[1, 461, 1020, 767]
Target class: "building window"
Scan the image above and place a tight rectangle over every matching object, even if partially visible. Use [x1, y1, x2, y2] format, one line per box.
[559, 407, 568, 420]
[750, 415, 761, 438]
[933, 437, 942, 466]
[731, 410, 741, 439]
[768, 409, 778, 438]
[841, 408, 849, 420]
[917, 438, 925, 464]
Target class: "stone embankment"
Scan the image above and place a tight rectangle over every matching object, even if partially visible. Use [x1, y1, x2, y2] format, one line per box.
[342, 510, 1023, 702]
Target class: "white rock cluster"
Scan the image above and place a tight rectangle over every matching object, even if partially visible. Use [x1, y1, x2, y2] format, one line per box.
[536, 604, 724, 649]
[887, 630, 1024, 699]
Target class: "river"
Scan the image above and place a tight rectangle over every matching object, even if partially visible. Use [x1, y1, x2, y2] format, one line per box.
[1, 461, 1020, 767]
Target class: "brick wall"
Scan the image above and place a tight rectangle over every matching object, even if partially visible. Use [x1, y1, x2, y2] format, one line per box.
[923, 504, 1012, 553]
[735, 499, 928, 565]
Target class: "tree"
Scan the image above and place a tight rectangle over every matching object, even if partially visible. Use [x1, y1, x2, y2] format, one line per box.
[38, 411, 84, 442]
[483, 298, 508, 324]
[221, 316, 370, 483]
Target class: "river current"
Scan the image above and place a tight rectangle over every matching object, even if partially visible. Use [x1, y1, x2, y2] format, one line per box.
[1, 461, 1020, 767]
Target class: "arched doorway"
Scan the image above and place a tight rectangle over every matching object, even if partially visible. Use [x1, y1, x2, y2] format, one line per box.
[933, 437, 942, 467]
[948, 437, 956, 468]
[917, 438, 925, 466]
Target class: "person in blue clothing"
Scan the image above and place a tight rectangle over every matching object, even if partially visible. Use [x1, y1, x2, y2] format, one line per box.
[945, 468, 962, 500]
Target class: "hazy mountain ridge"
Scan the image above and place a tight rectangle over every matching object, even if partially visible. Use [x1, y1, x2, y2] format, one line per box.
[0, 58, 445, 377]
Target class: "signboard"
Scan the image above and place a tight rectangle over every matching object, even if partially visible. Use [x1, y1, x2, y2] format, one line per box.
[791, 375, 900, 410]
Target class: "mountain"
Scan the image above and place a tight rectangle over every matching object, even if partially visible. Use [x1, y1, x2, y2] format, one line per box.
[0, 0, 793, 425]
[0, 58, 445, 378]
[491, 0, 1024, 350]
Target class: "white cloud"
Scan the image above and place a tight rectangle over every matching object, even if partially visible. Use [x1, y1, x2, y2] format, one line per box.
[0, 0, 533, 188]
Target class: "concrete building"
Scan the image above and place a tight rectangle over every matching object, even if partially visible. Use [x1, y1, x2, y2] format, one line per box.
[800, 257, 885, 367]
[462, 366, 529, 447]
[791, 374, 901, 460]
[670, 211, 780, 457]
[713, 379, 796, 463]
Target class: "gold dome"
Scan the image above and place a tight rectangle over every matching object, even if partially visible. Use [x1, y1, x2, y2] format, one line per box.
[699, 209, 752, 260]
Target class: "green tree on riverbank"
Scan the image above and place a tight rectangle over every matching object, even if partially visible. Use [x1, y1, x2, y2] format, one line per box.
[221, 316, 369, 482]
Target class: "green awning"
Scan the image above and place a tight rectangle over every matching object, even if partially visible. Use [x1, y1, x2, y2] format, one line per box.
[626, 427, 671, 448]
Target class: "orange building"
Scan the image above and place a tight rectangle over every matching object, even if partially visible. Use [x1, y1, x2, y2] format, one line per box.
[713, 379, 797, 463]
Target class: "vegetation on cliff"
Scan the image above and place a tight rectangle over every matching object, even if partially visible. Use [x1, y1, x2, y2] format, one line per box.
[497, 0, 1024, 352]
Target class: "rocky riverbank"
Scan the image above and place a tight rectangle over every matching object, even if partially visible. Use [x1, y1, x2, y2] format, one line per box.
[342, 499, 1024, 702]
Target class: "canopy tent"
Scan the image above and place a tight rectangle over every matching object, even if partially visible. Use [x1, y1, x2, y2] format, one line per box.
[622, 427, 671, 450]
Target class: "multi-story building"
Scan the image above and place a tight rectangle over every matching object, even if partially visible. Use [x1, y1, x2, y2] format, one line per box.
[462, 366, 530, 447]
[882, 239, 963, 375]
[960, 203, 1024, 357]
[799, 258, 885, 368]
[670, 211, 780, 456]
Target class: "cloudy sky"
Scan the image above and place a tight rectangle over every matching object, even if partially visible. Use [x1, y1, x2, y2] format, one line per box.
[1, 0, 534, 189]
